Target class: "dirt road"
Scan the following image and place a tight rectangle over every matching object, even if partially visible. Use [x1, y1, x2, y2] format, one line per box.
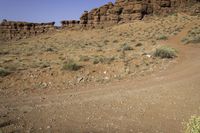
[0, 25, 200, 133]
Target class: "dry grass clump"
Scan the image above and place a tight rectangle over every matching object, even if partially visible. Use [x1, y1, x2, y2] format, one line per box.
[79, 56, 90, 62]
[154, 46, 177, 58]
[92, 56, 115, 64]
[118, 43, 134, 52]
[184, 115, 200, 133]
[31, 60, 50, 69]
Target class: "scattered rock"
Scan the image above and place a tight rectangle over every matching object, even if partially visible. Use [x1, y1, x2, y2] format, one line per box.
[77, 77, 84, 83]
[104, 77, 109, 80]
[146, 54, 151, 58]
[47, 125, 51, 129]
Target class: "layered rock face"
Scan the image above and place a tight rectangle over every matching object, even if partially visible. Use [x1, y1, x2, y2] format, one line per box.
[1, 0, 199, 41]
[61, 20, 80, 29]
[62, 0, 199, 29]
[0, 20, 55, 41]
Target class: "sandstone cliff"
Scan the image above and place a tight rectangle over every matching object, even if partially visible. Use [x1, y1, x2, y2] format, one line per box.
[0, 0, 199, 41]
[0, 19, 55, 41]
[62, 0, 199, 29]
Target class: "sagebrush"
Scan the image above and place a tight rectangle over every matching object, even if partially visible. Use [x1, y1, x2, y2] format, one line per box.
[154, 46, 177, 58]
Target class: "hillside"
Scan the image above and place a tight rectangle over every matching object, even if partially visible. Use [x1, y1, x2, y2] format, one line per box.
[0, 0, 200, 132]
[0, 13, 200, 132]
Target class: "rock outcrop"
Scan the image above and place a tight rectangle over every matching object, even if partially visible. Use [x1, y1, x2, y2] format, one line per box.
[61, 20, 80, 29]
[1, 0, 199, 41]
[0, 19, 55, 41]
[61, 0, 199, 29]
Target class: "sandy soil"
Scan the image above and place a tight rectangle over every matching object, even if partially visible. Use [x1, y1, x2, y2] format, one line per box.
[0, 14, 200, 133]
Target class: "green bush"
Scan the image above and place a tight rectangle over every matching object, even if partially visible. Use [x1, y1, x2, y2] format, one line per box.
[154, 46, 177, 58]
[63, 60, 81, 71]
[185, 116, 200, 133]
[182, 27, 200, 44]
[182, 36, 200, 44]
[0, 67, 11, 77]
[156, 35, 168, 40]
[190, 36, 200, 44]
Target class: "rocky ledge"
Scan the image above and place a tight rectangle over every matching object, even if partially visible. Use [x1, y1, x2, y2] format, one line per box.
[0, 20, 55, 41]
[61, 0, 199, 29]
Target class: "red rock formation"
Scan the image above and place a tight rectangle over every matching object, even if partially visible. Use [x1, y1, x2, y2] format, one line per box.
[61, 0, 199, 29]
[61, 20, 80, 29]
[0, 20, 55, 41]
[1, 0, 199, 41]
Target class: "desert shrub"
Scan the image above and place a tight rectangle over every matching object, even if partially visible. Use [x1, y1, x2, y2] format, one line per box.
[31, 61, 50, 69]
[181, 38, 189, 44]
[104, 40, 109, 44]
[135, 42, 143, 47]
[0, 67, 11, 77]
[63, 60, 81, 71]
[79, 56, 90, 62]
[40, 62, 50, 68]
[102, 57, 115, 64]
[92, 56, 115, 64]
[96, 48, 103, 52]
[154, 46, 177, 58]
[121, 43, 133, 51]
[185, 115, 200, 133]
[46, 47, 54, 52]
[182, 27, 200, 44]
[156, 35, 168, 40]
[4, 63, 18, 71]
[93, 58, 100, 64]
[0, 50, 9, 55]
[113, 40, 119, 43]
[190, 36, 200, 44]
[182, 36, 200, 44]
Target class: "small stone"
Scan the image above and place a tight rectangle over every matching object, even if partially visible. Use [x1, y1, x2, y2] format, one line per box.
[42, 82, 47, 87]
[104, 77, 109, 80]
[47, 126, 51, 129]
[77, 77, 84, 83]
[146, 54, 151, 58]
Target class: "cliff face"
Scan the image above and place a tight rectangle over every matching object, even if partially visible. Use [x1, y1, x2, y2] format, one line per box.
[61, 0, 199, 29]
[0, 20, 55, 41]
[0, 0, 199, 41]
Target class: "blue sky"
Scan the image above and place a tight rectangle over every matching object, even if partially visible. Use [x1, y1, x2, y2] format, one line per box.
[0, 0, 115, 25]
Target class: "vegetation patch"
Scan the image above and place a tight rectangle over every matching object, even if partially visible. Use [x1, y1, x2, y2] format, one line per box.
[119, 43, 134, 51]
[0, 67, 11, 77]
[182, 26, 200, 44]
[92, 56, 115, 64]
[184, 115, 200, 133]
[63, 59, 82, 71]
[154, 46, 177, 58]
[46, 47, 54, 52]
[156, 35, 168, 40]
[31, 61, 50, 69]
[0, 50, 9, 55]
[79, 56, 90, 62]
[135, 42, 143, 47]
